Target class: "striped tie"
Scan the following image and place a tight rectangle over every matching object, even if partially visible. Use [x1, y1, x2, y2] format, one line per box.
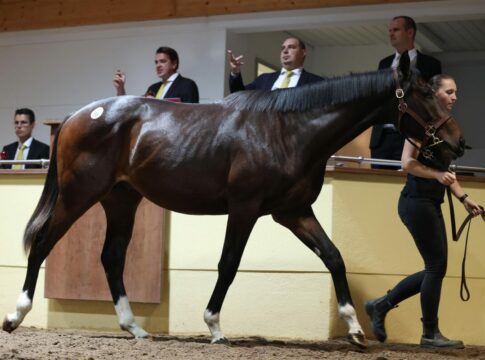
[280, 70, 293, 88]
[13, 144, 26, 170]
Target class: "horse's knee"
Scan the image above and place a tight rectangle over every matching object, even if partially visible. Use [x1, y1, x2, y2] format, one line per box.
[101, 248, 122, 274]
[101, 251, 112, 271]
[217, 260, 238, 285]
[320, 248, 346, 275]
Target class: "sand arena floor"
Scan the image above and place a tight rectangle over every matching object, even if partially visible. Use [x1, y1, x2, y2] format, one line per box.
[1, 327, 485, 359]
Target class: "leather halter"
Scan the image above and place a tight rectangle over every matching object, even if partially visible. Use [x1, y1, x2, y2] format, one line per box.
[393, 70, 453, 159]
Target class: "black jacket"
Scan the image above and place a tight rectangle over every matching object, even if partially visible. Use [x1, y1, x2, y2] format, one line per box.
[370, 51, 442, 149]
[146, 74, 199, 103]
[229, 69, 323, 93]
[2, 138, 50, 169]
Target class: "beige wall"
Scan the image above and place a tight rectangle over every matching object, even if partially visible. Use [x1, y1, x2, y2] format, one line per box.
[1, 171, 484, 345]
[326, 171, 485, 344]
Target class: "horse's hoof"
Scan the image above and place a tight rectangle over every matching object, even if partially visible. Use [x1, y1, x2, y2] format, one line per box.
[212, 337, 231, 346]
[2, 317, 16, 333]
[347, 332, 367, 349]
[134, 331, 150, 339]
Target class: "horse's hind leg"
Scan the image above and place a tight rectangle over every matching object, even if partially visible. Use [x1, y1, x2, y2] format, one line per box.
[273, 206, 367, 348]
[100, 183, 147, 338]
[3, 194, 98, 333]
[204, 200, 260, 344]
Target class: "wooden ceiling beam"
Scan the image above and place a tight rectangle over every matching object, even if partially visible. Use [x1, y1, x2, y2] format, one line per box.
[0, 0, 431, 32]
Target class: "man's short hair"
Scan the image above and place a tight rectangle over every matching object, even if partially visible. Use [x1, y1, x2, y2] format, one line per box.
[393, 15, 417, 39]
[286, 36, 306, 50]
[15, 108, 35, 124]
[156, 46, 179, 71]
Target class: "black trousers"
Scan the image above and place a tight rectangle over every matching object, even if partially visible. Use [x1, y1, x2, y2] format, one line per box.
[387, 194, 448, 324]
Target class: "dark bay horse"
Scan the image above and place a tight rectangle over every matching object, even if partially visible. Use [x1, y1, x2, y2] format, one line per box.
[3, 55, 464, 348]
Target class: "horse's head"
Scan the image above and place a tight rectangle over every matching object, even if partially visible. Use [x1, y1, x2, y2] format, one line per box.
[394, 52, 465, 170]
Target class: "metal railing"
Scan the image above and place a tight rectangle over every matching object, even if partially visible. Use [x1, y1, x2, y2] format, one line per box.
[329, 155, 485, 174]
[0, 159, 50, 169]
[1, 156, 485, 174]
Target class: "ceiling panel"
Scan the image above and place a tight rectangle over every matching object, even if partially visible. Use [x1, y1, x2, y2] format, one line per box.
[290, 19, 485, 53]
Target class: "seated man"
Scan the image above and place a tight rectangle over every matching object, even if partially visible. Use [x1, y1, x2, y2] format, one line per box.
[2, 108, 50, 169]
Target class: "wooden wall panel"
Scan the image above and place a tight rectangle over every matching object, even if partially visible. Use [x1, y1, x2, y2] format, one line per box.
[0, 0, 432, 32]
[44, 199, 165, 303]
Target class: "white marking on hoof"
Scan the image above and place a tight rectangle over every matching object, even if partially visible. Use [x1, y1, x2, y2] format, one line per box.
[204, 309, 226, 343]
[338, 303, 364, 336]
[90, 107, 104, 119]
[115, 296, 149, 338]
[5, 291, 32, 331]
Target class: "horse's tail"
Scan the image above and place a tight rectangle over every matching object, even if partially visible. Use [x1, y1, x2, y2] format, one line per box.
[23, 119, 64, 254]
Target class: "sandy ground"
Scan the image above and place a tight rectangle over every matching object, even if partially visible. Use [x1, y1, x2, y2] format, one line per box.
[1, 327, 485, 360]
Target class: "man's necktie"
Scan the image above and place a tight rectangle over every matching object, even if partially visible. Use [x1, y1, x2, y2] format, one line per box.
[13, 144, 26, 170]
[156, 82, 168, 99]
[280, 71, 294, 89]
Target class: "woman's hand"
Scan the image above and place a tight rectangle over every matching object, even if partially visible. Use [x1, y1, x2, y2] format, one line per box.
[435, 171, 456, 186]
[463, 197, 484, 217]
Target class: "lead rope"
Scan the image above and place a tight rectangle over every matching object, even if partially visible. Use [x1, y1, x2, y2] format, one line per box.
[446, 186, 480, 301]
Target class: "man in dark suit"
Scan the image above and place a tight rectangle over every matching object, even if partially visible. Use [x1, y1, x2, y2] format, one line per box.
[227, 36, 323, 93]
[114, 46, 199, 103]
[370, 16, 442, 169]
[2, 108, 50, 169]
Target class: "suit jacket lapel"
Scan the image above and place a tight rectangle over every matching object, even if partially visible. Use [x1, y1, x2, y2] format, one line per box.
[164, 76, 180, 99]
[265, 72, 280, 90]
[296, 69, 308, 86]
[5, 142, 18, 160]
[27, 140, 37, 160]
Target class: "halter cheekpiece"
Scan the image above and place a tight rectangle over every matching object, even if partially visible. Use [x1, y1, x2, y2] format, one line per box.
[393, 70, 453, 160]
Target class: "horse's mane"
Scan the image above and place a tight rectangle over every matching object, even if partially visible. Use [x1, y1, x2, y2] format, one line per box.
[223, 68, 395, 113]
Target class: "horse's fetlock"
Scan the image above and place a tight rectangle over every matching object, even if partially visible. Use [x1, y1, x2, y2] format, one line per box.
[204, 309, 220, 325]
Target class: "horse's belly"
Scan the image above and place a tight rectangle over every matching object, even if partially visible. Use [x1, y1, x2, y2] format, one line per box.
[130, 176, 229, 215]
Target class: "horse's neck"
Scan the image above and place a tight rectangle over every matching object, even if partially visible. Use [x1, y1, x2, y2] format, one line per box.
[305, 96, 393, 159]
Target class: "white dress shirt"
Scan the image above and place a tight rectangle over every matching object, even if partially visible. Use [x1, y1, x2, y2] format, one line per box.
[391, 48, 418, 69]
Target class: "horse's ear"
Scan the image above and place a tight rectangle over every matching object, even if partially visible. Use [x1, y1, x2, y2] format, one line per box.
[398, 51, 411, 80]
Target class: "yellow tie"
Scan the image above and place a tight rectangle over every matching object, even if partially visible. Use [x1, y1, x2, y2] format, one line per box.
[155, 81, 168, 99]
[280, 70, 293, 89]
[13, 144, 26, 170]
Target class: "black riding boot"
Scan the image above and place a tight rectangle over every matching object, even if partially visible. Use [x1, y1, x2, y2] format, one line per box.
[420, 319, 464, 349]
[365, 293, 395, 342]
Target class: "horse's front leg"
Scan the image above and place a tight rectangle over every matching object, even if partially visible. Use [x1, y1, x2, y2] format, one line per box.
[204, 199, 260, 344]
[273, 206, 367, 348]
[100, 184, 148, 338]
